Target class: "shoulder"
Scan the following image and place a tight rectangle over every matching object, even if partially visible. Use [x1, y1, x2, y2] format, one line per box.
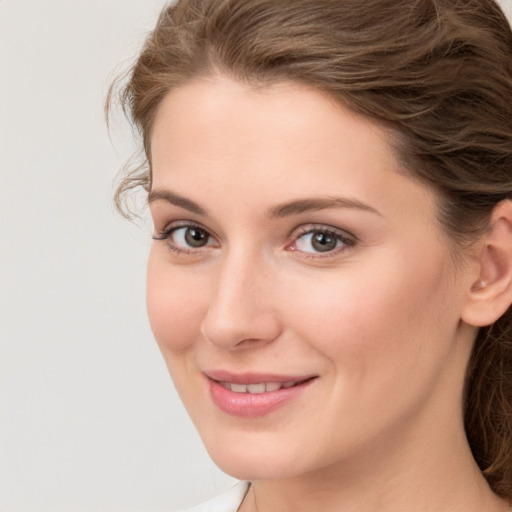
[178, 482, 250, 512]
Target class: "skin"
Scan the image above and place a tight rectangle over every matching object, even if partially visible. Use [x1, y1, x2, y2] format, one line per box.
[146, 75, 510, 512]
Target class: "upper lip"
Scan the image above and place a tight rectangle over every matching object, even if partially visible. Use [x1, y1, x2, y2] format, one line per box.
[203, 370, 317, 385]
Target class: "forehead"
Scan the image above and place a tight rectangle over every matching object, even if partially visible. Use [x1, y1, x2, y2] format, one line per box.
[149, 75, 438, 227]
[152, 76, 394, 175]
[152, 76, 384, 146]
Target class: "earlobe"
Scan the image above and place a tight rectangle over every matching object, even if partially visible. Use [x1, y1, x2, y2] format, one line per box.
[462, 200, 512, 327]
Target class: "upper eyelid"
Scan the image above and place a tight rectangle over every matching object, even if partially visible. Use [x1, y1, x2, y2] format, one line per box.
[289, 223, 357, 242]
[157, 220, 215, 237]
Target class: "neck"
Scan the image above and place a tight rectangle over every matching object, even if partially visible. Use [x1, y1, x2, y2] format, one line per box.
[239, 378, 508, 512]
[241, 430, 507, 512]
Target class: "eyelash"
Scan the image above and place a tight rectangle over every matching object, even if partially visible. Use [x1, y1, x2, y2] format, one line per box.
[152, 222, 356, 258]
[152, 222, 216, 255]
[287, 225, 356, 258]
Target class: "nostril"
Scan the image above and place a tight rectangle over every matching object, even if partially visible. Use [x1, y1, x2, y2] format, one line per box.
[200, 313, 282, 350]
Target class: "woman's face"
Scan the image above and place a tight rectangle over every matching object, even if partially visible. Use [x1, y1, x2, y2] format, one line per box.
[147, 75, 476, 480]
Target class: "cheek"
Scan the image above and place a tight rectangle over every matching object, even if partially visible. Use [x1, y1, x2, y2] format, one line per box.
[283, 246, 459, 388]
[146, 249, 207, 355]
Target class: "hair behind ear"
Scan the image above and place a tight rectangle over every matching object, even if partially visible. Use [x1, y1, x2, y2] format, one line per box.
[463, 199, 512, 500]
[464, 306, 512, 499]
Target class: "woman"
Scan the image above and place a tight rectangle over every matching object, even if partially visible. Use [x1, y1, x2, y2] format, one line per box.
[109, 0, 512, 510]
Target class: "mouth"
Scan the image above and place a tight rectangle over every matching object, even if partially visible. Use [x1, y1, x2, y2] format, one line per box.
[204, 371, 317, 417]
[217, 379, 310, 394]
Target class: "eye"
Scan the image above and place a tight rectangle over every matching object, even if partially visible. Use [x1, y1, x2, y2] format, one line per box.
[291, 227, 355, 255]
[152, 224, 217, 253]
[174, 226, 211, 248]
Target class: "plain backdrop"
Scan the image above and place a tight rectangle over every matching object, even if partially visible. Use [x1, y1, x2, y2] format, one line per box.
[1, 0, 511, 511]
[0, 1, 236, 511]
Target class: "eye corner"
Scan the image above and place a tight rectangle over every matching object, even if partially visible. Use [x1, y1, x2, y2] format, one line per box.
[152, 232, 168, 241]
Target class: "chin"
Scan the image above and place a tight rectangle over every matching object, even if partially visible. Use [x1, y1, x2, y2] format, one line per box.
[213, 455, 294, 482]
[203, 437, 305, 481]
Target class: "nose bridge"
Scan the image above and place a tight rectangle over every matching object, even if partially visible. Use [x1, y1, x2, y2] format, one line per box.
[201, 244, 280, 349]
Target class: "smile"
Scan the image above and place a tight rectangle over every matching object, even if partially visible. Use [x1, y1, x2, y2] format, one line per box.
[205, 372, 317, 417]
[219, 381, 298, 393]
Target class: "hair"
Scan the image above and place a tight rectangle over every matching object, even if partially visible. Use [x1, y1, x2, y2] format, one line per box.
[108, 0, 512, 501]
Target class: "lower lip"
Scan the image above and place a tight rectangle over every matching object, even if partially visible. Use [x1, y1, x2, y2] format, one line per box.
[208, 378, 315, 417]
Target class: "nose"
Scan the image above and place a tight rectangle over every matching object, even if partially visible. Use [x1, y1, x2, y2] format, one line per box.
[200, 250, 282, 350]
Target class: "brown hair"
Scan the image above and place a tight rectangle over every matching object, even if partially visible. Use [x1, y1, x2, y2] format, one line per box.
[108, 0, 512, 500]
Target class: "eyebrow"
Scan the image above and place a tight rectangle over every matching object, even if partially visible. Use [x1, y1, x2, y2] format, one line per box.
[267, 197, 381, 218]
[148, 189, 208, 216]
[148, 189, 381, 218]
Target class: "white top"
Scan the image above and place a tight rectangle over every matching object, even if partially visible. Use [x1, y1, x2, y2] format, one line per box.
[179, 482, 250, 512]
[179, 482, 512, 512]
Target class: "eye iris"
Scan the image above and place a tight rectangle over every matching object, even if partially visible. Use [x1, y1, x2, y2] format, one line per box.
[311, 231, 337, 252]
[184, 227, 208, 247]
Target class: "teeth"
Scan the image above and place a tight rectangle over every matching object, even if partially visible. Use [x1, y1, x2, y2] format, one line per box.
[222, 381, 298, 393]
[247, 383, 266, 394]
[230, 383, 248, 393]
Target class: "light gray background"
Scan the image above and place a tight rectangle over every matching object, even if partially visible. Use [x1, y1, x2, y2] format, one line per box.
[0, 1, 235, 510]
[1, 0, 511, 511]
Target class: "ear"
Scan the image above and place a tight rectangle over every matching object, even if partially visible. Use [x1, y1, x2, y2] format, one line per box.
[461, 200, 512, 327]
